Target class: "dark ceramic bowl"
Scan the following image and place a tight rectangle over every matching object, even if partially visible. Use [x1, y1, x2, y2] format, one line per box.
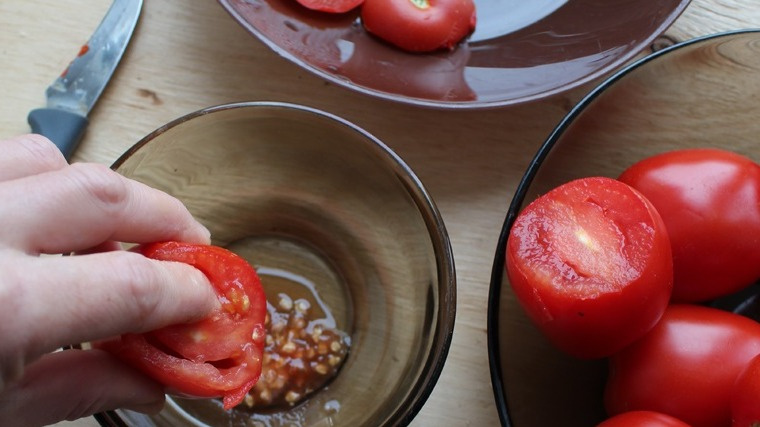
[487, 29, 760, 426]
[218, 0, 691, 109]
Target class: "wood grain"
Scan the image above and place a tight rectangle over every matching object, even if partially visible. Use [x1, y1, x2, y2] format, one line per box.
[0, 0, 757, 425]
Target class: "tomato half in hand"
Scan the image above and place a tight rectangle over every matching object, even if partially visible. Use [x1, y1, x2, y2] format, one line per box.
[619, 148, 760, 302]
[361, 0, 476, 53]
[98, 242, 267, 409]
[597, 411, 691, 427]
[605, 304, 760, 427]
[731, 353, 760, 427]
[506, 177, 673, 359]
[294, 0, 363, 13]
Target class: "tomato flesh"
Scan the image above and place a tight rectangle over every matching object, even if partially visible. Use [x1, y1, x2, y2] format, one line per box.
[98, 242, 267, 409]
[506, 177, 673, 359]
[361, 0, 476, 52]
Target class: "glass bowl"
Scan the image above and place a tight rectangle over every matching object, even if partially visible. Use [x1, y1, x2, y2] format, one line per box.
[217, 0, 691, 109]
[94, 101, 456, 426]
[487, 29, 760, 426]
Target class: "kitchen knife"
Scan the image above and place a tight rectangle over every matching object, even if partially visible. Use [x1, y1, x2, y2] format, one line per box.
[27, 0, 143, 161]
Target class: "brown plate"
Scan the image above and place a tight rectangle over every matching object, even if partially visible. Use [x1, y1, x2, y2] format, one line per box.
[218, 0, 690, 108]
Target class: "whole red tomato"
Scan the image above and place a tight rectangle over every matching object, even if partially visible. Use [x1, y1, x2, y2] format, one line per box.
[731, 353, 760, 427]
[361, 0, 476, 52]
[98, 242, 267, 409]
[597, 411, 691, 427]
[605, 304, 760, 427]
[619, 148, 760, 302]
[506, 177, 673, 359]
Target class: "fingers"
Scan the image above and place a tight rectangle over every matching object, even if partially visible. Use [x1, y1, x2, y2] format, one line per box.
[0, 134, 67, 182]
[1, 250, 218, 362]
[0, 162, 210, 254]
[0, 349, 165, 426]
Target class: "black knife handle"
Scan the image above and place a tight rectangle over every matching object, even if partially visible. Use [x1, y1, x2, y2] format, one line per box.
[28, 108, 89, 161]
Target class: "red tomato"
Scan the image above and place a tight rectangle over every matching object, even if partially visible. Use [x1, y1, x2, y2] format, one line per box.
[98, 242, 267, 409]
[597, 411, 691, 427]
[506, 177, 673, 359]
[294, 0, 363, 13]
[619, 148, 760, 302]
[731, 353, 760, 427]
[361, 0, 476, 53]
[605, 304, 760, 427]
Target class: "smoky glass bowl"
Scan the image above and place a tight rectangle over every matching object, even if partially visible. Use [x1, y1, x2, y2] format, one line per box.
[95, 101, 456, 427]
[487, 29, 760, 426]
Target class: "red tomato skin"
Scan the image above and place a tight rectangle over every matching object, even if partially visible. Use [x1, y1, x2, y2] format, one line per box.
[98, 242, 267, 409]
[361, 0, 476, 52]
[506, 177, 673, 359]
[597, 411, 692, 427]
[294, 0, 363, 13]
[605, 304, 760, 427]
[731, 353, 760, 427]
[619, 148, 760, 302]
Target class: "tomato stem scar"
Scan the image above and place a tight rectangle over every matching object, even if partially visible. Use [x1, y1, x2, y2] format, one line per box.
[409, 0, 430, 9]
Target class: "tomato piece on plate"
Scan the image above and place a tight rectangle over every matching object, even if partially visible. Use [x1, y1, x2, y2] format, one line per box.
[98, 242, 267, 409]
[295, 0, 363, 13]
[605, 304, 760, 427]
[619, 148, 760, 302]
[361, 0, 476, 52]
[506, 177, 673, 359]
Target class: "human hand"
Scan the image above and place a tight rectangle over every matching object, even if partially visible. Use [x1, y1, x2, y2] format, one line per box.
[0, 134, 219, 426]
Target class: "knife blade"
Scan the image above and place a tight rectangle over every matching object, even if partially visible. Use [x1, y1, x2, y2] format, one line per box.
[27, 0, 143, 161]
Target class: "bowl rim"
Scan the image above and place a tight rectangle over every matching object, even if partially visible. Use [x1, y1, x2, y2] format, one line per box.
[485, 28, 760, 426]
[216, 0, 693, 110]
[98, 101, 457, 427]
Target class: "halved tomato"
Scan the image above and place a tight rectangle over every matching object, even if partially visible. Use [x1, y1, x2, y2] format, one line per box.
[98, 242, 267, 409]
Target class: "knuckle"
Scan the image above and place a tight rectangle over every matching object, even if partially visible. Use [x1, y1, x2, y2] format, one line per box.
[68, 163, 129, 214]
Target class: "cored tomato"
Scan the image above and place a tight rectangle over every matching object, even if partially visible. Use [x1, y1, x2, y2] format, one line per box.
[597, 411, 691, 427]
[619, 148, 760, 302]
[294, 0, 363, 13]
[98, 242, 267, 409]
[361, 0, 476, 52]
[731, 353, 760, 427]
[605, 304, 760, 427]
[506, 177, 673, 359]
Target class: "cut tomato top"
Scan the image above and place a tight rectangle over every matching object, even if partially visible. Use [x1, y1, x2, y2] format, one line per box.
[506, 177, 673, 359]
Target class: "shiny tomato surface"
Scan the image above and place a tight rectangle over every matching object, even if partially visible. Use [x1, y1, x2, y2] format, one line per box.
[361, 0, 476, 52]
[619, 148, 760, 302]
[99, 242, 267, 409]
[506, 177, 673, 359]
[605, 304, 760, 427]
[597, 411, 691, 427]
[731, 353, 760, 427]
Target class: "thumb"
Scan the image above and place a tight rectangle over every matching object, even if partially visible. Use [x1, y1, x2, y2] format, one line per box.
[0, 349, 165, 426]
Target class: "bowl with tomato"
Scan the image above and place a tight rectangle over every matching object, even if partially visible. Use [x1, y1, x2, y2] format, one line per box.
[94, 101, 456, 426]
[217, 0, 691, 109]
[487, 29, 760, 427]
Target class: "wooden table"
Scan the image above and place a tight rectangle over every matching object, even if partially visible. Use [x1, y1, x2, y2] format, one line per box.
[0, 1, 757, 426]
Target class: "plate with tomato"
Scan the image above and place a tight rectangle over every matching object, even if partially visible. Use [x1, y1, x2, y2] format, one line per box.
[217, 0, 690, 108]
[487, 29, 760, 426]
